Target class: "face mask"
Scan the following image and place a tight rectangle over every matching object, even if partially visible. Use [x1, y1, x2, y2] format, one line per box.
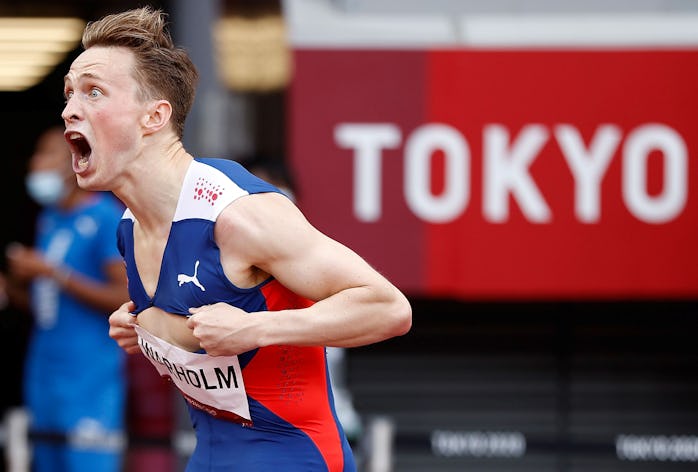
[25, 170, 68, 206]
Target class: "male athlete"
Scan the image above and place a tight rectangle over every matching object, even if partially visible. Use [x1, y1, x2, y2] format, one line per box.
[62, 7, 411, 471]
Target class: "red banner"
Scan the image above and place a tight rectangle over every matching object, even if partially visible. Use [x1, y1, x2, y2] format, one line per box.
[288, 49, 698, 299]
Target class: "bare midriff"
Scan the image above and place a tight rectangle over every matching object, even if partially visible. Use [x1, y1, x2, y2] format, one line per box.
[136, 306, 201, 352]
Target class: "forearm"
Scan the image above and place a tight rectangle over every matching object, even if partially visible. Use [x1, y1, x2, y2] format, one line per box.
[257, 285, 411, 348]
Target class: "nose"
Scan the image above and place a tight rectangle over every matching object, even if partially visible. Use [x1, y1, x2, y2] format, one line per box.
[61, 95, 80, 123]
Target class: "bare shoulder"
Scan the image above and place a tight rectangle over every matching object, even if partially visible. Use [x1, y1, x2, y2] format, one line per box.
[214, 192, 321, 270]
[215, 192, 312, 245]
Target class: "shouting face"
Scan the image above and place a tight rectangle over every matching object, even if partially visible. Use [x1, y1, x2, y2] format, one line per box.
[62, 46, 151, 191]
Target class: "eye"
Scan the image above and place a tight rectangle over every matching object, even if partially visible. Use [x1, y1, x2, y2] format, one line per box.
[63, 89, 74, 102]
[89, 88, 102, 98]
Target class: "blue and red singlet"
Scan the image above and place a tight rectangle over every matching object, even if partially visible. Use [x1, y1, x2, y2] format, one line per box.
[117, 158, 355, 471]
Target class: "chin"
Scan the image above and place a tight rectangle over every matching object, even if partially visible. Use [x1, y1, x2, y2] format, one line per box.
[76, 173, 106, 192]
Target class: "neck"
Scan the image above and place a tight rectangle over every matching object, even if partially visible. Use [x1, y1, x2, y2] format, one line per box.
[113, 141, 193, 235]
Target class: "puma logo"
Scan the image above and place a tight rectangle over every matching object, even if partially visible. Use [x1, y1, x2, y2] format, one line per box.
[177, 260, 206, 292]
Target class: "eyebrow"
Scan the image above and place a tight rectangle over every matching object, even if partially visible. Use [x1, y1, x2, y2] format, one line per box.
[63, 71, 101, 85]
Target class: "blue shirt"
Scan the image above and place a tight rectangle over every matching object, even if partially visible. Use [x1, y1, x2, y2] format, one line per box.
[24, 192, 125, 426]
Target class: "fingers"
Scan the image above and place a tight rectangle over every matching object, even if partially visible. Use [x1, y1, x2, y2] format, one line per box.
[109, 300, 140, 354]
[188, 304, 212, 315]
[109, 324, 137, 346]
[124, 344, 141, 354]
[119, 300, 136, 312]
[5, 242, 25, 260]
[118, 337, 141, 354]
[187, 304, 213, 328]
[112, 300, 135, 319]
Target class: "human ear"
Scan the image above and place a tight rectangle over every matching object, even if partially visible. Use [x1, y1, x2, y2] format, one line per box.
[142, 99, 172, 135]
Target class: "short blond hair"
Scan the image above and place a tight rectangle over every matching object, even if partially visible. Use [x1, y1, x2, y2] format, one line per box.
[82, 6, 198, 138]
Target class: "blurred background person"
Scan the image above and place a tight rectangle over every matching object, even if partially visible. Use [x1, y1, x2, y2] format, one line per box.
[1, 125, 128, 472]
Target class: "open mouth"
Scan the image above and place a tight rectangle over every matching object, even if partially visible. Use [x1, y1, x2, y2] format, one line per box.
[65, 131, 92, 171]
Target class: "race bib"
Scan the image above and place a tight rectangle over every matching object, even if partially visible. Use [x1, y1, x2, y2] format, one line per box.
[134, 326, 251, 426]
